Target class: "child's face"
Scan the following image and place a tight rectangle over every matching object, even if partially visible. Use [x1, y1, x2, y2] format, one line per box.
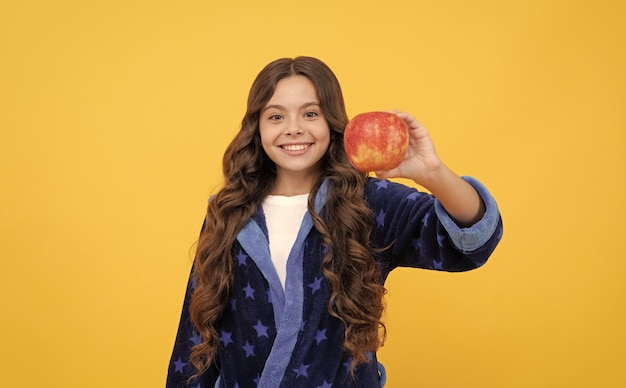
[259, 75, 330, 186]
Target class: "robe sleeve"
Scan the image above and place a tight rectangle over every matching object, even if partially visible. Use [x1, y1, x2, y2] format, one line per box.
[366, 176, 503, 275]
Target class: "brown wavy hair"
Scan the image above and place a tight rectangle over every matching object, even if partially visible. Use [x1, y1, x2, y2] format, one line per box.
[189, 56, 387, 378]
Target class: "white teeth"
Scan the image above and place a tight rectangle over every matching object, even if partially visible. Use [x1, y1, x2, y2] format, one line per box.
[282, 144, 309, 151]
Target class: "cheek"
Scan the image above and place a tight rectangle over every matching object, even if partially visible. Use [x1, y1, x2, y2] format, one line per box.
[322, 137, 331, 153]
[258, 126, 272, 148]
[320, 123, 330, 136]
[320, 127, 331, 150]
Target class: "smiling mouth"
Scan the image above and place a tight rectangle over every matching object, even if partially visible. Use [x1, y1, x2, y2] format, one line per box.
[281, 144, 311, 151]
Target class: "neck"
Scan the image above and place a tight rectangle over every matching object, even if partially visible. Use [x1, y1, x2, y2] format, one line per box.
[272, 171, 318, 196]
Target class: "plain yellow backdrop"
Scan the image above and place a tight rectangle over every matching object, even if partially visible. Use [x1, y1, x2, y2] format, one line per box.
[1, 0, 624, 387]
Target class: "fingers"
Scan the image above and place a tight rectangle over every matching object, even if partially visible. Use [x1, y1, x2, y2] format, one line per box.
[374, 166, 402, 180]
[384, 110, 423, 130]
[374, 170, 392, 180]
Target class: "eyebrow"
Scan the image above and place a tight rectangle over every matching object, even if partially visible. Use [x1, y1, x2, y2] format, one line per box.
[262, 101, 320, 112]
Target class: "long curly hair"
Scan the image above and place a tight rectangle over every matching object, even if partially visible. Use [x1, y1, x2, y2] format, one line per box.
[189, 56, 387, 378]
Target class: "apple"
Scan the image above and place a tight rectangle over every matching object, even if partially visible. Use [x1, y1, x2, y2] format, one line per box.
[343, 111, 409, 172]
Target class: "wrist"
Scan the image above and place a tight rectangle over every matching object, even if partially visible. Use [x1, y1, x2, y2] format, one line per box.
[415, 160, 447, 192]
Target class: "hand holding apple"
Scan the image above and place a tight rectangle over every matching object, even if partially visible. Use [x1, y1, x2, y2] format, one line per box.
[346, 110, 485, 225]
[343, 111, 409, 172]
[345, 111, 443, 183]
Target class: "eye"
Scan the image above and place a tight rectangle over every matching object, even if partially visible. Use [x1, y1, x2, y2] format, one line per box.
[304, 111, 319, 118]
[268, 114, 283, 120]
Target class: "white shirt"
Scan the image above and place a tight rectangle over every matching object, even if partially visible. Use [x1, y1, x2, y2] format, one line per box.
[262, 193, 309, 289]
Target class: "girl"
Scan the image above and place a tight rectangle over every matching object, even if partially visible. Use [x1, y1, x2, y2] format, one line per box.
[167, 56, 503, 388]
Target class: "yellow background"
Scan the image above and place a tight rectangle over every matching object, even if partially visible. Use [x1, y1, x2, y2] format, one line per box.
[1, 1, 624, 387]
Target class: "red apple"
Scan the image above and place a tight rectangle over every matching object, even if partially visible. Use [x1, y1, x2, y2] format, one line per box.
[343, 111, 409, 172]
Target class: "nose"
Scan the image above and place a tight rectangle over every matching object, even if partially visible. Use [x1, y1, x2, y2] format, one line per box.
[285, 121, 303, 136]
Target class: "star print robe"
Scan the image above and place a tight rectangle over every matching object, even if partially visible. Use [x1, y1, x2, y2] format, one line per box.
[167, 177, 503, 388]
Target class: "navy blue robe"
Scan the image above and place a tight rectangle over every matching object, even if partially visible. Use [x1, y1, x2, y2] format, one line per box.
[167, 177, 503, 387]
